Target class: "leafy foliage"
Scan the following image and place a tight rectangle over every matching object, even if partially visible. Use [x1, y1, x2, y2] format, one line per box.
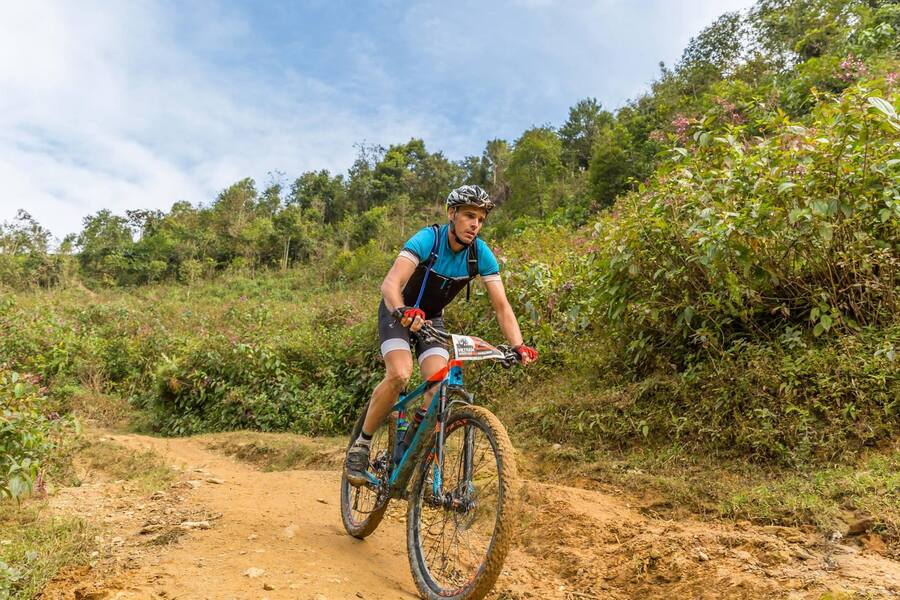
[582, 83, 899, 369]
[0, 0, 897, 469]
[0, 370, 74, 500]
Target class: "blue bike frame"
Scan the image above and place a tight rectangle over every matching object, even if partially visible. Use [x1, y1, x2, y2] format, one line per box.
[385, 359, 466, 500]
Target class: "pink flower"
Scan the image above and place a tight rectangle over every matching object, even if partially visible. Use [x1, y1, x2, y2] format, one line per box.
[713, 97, 736, 112]
[671, 115, 692, 136]
[713, 97, 745, 124]
[837, 54, 869, 82]
[886, 72, 898, 88]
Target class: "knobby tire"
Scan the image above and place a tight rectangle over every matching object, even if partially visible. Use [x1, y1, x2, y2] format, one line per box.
[406, 404, 519, 600]
[340, 401, 395, 539]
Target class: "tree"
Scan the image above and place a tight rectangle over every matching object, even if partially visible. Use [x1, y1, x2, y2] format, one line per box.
[0, 210, 58, 288]
[505, 128, 564, 218]
[125, 209, 165, 239]
[289, 170, 348, 224]
[372, 139, 427, 206]
[588, 121, 638, 209]
[483, 139, 511, 196]
[559, 98, 613, 171]
[347, 142, 384, 213]
[407, 149, 464, 207]
[210, 178, 261, 263]
[76, 209, 134, 284]
[0, 210, 52, 255]
[678, 12, 748, 85]
[749, 0, 863, 65]
[459, 155, 490, 189]
[259, 180, 284, 217]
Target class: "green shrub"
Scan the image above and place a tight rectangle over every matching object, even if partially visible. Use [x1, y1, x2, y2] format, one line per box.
[330, 240, 393, 282]
[493, 324, 898, 465]
[0, 370, 75, 500]
[579, 82, 899, 372]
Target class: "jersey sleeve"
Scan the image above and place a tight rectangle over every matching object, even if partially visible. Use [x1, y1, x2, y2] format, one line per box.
[401, 227, 437, 263]
[476, 239, 501, 277]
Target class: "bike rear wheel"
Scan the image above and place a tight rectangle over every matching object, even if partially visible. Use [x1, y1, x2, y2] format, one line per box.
[340, 401, 395, 539]
[406, 404, 519, 600]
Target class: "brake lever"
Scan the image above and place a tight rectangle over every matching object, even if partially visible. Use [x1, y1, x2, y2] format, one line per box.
[417, 322, 449, 346]
[496, 345, 520, 368]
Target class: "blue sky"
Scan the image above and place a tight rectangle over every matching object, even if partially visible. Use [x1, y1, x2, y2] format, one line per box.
[1, 0, 757, 241]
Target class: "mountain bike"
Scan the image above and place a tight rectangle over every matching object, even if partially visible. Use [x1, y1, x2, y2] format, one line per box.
[340, 320, 520, 600]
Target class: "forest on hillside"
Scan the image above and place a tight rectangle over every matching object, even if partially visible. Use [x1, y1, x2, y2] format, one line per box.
[4, 0, 898, 290]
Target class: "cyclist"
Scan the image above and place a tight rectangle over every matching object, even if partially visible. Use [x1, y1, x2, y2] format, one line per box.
[345, 184, 538, 486]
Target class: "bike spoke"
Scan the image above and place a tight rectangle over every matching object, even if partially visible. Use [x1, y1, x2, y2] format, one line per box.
[415, 417, 502, 592]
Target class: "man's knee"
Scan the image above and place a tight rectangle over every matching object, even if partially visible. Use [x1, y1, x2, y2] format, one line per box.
[383, 363, 412, 391]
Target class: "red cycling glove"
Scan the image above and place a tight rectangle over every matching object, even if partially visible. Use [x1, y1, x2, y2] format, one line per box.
[513, 344, 538, 362]
[398, 306, 426, 325]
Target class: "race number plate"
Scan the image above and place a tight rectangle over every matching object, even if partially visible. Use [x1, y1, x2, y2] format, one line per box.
[451, 335, 506, 361]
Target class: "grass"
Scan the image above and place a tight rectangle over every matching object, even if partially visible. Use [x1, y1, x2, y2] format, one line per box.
[202, 431, 346, 471]
[0, 502, 94, 600]
[719, 447, 900, 534]
[63, 386, 134, 430]
[76, 439, 175, 493]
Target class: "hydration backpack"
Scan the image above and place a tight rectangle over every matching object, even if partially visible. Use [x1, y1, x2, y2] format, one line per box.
[413, 224, 479, 309]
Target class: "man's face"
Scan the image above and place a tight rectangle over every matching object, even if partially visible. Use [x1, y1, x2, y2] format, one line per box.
[449, 206, 487, 244]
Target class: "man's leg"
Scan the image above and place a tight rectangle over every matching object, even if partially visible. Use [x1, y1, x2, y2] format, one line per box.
[363, 349, 413, 435]
[418, 352, 449, 406]
[345, 348, 412, 486]
[416, 354, 449, 432]
[415, 316, 450, 406]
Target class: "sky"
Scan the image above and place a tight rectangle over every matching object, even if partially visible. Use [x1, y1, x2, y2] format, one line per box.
[1, 0, 757, 242]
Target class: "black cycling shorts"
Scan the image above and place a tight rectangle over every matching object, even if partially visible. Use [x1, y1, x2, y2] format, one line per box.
[377, 301, 450, 364]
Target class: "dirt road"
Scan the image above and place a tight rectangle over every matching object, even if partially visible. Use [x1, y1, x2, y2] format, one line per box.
[43, 433, 900, 599]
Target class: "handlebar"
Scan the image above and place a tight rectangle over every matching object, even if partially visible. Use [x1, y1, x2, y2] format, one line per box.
[392, 308, 520, 367]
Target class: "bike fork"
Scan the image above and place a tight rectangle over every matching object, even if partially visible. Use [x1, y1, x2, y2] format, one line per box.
[432, 383, 447, 496]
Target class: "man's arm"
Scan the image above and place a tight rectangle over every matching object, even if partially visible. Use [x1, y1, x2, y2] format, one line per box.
[381, 256, 416, 313]
[382, 255, 429, 331]
[485, 278, 536, 361]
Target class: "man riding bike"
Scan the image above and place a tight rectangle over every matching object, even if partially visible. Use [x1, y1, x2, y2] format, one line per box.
[344, 184, 538, 487]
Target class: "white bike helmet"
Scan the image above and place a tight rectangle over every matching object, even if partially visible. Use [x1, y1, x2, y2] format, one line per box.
[445, 185, 495, 213]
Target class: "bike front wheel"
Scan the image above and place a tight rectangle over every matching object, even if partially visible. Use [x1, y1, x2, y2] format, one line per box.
[406, 404, 519, 600]
[340, 401, 395, 539]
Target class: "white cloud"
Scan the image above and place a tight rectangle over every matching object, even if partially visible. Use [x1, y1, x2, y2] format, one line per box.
[0, 1, 441, 241]
[0, 0, 757, 242]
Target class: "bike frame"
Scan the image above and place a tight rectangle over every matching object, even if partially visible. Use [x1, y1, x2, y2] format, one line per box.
[384, 358, 470, 500]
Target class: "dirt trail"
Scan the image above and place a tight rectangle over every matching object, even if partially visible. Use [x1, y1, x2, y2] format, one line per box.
[43, 433, 900, 599]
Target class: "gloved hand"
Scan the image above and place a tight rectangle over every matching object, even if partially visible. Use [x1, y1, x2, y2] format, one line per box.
[394, 306, 426, 330]
[512, 344, 538, 364]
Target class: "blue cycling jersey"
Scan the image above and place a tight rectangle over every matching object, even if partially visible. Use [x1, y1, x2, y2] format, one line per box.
[402, 224, 500, 278]
[398, 224, 501, 318]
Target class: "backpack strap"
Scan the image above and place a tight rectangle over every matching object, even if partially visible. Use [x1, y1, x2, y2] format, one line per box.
[465, 237, 479, 302]
[413, 224, 441, 309]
